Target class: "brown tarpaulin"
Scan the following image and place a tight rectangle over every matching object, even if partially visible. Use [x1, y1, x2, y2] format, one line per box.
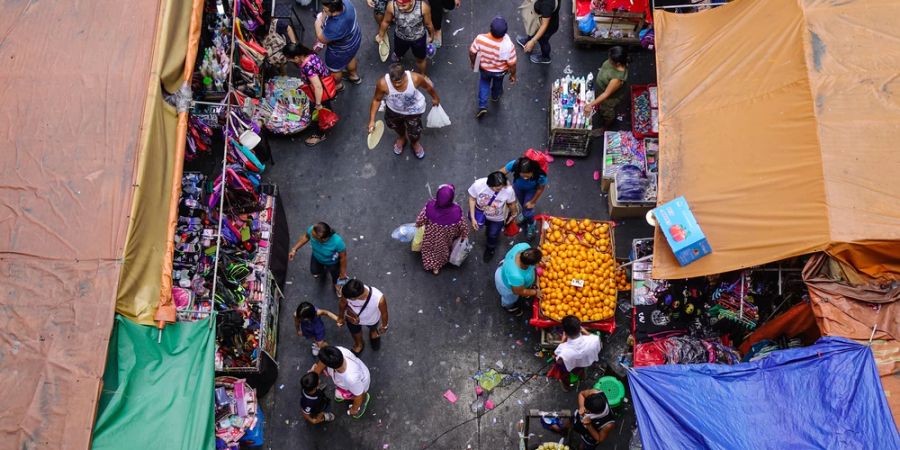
[0, 0, 200, 447]
[805, 253, 900, 430]
[652, 0, 900, 280]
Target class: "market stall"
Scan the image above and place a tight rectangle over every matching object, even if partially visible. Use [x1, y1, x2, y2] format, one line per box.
[529, 215, 629, 334]
[573, 0, 648, 46]
[548, 74, 594, 156]
[601, 131, 657, 217]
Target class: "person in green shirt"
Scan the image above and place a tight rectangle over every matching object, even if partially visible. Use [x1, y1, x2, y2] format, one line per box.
[289, 222, 348, 296]
[585, 46, 629, 131]
[494, 242, 543, 316]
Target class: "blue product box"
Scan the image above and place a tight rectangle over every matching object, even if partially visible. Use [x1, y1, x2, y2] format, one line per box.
[653, 197, 711, 266]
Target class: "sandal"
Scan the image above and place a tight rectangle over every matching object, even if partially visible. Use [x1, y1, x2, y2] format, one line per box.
[350, 393, 371, 419]
[413, 144, 425, 159]
[305, 135, 327, 146]
[393, 142, 404, 155]
[346, 76, 362, 85]
[336, 83, 346, 93]
[351, 344, 364, 355]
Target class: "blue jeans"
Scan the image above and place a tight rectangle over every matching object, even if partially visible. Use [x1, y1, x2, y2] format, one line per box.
[478, 70, 506, 109]
[494, 266, 519, 308]
[484, 219, 504, 250]
[514, 187, 537, 226]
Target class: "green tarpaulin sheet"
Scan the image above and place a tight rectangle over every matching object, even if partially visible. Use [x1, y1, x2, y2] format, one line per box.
[92, 315, 214, 449]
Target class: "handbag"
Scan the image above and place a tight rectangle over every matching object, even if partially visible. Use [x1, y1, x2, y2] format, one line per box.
[264, 19, 287, 66]
[344, 287, 374, 325]
[316, 108, 340, 131]
[411, 226, 425, 252]
[300, 74, 338, 103]
[519, 0, 541, 36]
[473, 191, 499, 227]
[449, 238, 473, 266]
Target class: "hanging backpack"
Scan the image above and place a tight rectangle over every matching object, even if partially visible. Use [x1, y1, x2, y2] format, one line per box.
[264, 19, 288, 66]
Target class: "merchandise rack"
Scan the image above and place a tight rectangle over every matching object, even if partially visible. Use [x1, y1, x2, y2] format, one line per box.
[548, 97, 592, 157]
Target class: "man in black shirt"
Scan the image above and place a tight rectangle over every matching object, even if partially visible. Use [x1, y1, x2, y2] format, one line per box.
[517, 0, 560, 64]
[301, 372, 335, 425]
[572, 388, 615, 449]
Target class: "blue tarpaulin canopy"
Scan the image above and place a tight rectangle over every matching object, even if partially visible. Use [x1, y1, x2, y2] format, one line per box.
[628, 337, 900, 450]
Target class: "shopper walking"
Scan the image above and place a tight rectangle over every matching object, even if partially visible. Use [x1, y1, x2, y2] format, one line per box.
[467, 171, 518, 261]
[584, 46, 629, 131]
[368, 63, 441, 159]
[499, 153, 548, 238]
[284, 43, 337, 146]
[469, 16, 517, 119]
[376, 0, 435, 74]
[288, 222, 348, 296]
[415, 184, 468, 275]
[494, 242, 542, 316]
[336, 279, 390, 355]
[549, 316, 602, 391]
[311, 345, 371, 418]
[517, 0, 560, 64]
[429, 0, 461, 48]
[294, 301, 340, 356]
[315, 0, 363, 90]
[573, 388, 616, 448]
[300, 372, 335, 424]
[366, 0, 389, 28]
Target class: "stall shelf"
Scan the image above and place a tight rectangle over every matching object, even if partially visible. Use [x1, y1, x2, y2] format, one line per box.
[573, 1, 644, 47]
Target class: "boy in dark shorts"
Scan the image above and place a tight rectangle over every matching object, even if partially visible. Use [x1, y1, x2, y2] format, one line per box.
[301, 372, 335, 424]
[294, 302, 340, 356]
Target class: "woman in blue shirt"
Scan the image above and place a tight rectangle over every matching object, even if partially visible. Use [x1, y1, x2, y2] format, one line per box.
[495, 242, 543, 316]
[500, 157, 548, 238]
[315, 0, 363, 90]
[289, 222, 348, 296]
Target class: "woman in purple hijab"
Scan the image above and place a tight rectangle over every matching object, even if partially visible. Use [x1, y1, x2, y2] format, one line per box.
[415, 184, 468, 274]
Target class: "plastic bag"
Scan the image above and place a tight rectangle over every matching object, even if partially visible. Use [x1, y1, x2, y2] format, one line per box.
[391, 223, 418, 242]
[426, 104, 451, 128]
[411, 226, 425, 252]
[616, 164, 649, 202]
[448, 238, 472, 266]
[578, 15, 596, 35]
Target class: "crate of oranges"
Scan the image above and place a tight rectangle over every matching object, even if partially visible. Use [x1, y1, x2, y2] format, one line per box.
[530, 216, 630, 331]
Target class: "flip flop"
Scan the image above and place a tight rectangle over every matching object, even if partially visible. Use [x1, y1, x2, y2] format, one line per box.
[393, 141, 404, 155]
[414, 145, 425, 159]
[305, 135, 327, 147]
[346, 76, 363, 85]
[367, 120, 385, 150]
[350, 393, 371, 419]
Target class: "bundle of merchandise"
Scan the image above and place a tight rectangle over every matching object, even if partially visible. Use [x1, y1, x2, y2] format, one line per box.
[634, 335, 741, 367]
[602, 131, 646, 179]
[173, 173, 212, 314]
[615, 164, 656, 203]
[198, 15, 233, 94]
[551, 74, 595, 130]
[742, 338, 804, 362]
[186, 115, 215, 161]
[255, 76, 311, 135]
[708, 272, 759, 329]
[215, 377, 259, 449]
[631, 85, 658, 137]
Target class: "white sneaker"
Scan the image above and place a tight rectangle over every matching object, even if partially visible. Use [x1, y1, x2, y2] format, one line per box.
[311, 343, 320, 356]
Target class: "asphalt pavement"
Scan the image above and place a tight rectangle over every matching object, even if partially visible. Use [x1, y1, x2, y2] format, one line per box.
[263, 1, 655, 448]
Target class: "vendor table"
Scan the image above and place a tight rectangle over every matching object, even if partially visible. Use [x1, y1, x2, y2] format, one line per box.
[530, 215, 627, 333]
[601, 131, 646, 192]
[573, 0, 645, 47]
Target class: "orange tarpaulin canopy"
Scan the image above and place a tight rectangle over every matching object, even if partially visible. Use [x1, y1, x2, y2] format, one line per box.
[651, 0, 900, 280]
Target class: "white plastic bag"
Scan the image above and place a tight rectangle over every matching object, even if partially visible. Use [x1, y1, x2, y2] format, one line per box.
[426, 104, 451, 128]
[391, 223, 418, 242]
[448, 238, 473, 266]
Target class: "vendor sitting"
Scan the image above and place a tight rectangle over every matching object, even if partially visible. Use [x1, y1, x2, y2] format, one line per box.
[573, 388, 615, 449]
[549, 316, 602, 391]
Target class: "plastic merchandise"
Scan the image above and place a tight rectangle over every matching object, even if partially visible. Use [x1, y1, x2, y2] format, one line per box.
[616, 164, 649, 202]
[391, 223, 418, 242]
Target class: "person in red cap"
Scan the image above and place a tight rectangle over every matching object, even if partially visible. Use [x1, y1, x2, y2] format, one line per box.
[469, 16, 518, 118]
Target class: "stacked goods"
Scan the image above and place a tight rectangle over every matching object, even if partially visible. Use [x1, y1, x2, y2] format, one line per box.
[537, 217, 625, 322]
[551, 74, 595, 130]
[537, 443, 570, 450]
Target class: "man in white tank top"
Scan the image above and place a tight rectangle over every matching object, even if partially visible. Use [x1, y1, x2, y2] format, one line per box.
[368, 63, 441, 160]
[336, 278, 391, 354]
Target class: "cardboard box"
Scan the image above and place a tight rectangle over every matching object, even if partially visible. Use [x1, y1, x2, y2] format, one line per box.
[652, 197, 712, 266]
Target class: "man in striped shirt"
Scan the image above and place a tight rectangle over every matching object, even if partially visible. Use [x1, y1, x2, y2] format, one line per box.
[469, 16, 518, 119]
